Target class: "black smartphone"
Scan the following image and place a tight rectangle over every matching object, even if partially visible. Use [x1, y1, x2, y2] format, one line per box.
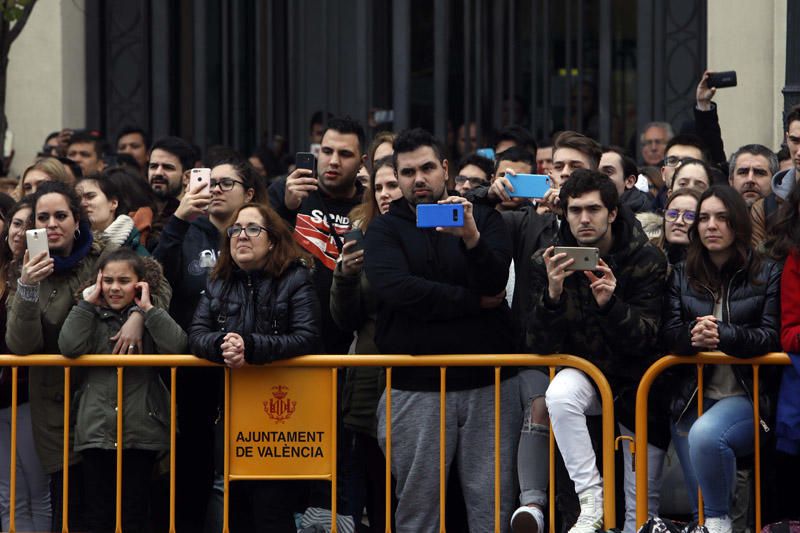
[706, 71, 737, 89]
[295, 152, 316, 176]
[344, 228, 365, 252]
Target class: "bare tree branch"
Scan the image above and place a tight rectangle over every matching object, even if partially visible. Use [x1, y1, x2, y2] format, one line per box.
[6, 0, 37, 47]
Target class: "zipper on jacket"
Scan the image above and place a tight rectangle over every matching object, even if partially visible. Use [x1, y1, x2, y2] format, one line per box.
[695, 271, 770, 432]
[675, 386, 698, 425]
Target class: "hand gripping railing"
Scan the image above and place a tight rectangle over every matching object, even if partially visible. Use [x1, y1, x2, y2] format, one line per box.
[634, 352, 791, 533]
[0, 353, 618, 533]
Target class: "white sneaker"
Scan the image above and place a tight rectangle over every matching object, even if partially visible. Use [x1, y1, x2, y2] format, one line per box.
[568, 490, 603, 533]
[704, 516, 732, 533]
[511, 504, 544, 533]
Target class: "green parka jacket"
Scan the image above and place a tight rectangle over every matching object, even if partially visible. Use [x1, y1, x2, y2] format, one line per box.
[59, 299, 186, 452]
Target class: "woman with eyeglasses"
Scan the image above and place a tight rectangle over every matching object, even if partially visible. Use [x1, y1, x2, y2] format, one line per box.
[658, 187, 703, 265]
[0, 198, 51, 531]
[189, 202, 321, 532]
[661, 186, 781, 533]
[152, 155, 268, 529]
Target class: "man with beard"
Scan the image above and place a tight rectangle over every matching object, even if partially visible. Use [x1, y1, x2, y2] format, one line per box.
[727, 144, 778, 208]
[146, 136, 195, 250]
[269, 116, 366, 354]
[364, 128, 518, 532]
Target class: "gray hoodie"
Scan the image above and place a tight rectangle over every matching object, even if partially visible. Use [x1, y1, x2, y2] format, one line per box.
[772, 167, 797, 201]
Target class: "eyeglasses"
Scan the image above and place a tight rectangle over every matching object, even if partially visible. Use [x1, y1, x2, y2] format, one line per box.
[454, 175, 488, 187]
[210, 178, 245, 191]
[662, 156, 687, 167]
[227, 224, 270, 239]
[664, 209, 696, 223]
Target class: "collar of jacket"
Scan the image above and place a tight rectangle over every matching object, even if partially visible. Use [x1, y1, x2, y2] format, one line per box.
[387, 196, 418, 222]
[53, 219, 94, 274]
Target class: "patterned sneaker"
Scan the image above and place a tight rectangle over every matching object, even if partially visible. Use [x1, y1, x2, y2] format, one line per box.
[511, 504, 545, 533]
[568, 490, 603, 533]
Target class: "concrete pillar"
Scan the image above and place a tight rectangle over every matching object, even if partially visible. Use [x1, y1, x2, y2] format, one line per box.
[706, 0, 787, 154]
[6, 0, 86, 177]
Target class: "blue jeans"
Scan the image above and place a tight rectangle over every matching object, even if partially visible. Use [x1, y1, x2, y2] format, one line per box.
[670, 395, 753, 518]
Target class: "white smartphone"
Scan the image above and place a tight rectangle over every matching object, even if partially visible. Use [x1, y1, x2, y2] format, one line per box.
[189, 168, 211, 193]
[25, 228, 49, 259]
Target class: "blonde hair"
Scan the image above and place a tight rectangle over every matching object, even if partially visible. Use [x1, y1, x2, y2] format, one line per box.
[17, 157, 71, 198]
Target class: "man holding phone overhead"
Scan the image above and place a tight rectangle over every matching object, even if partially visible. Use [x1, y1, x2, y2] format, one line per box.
[364, 128, 519, 533]
[527, 169, 667, 533]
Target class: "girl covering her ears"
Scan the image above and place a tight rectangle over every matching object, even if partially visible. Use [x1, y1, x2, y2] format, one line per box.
[58, 248, 186, 532]
[5, 181, 172, 530]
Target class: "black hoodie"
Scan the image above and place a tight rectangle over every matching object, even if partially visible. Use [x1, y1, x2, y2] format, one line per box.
[364, 197, 514, 391]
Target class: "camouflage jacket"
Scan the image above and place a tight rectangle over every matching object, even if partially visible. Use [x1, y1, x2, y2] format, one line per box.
[525, 206, 667, 389]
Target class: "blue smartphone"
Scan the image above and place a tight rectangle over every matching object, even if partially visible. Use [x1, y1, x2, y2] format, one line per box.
[476, 147, 495, 161]
[504, 173, 551, 199]
[416, 204, 465, 228]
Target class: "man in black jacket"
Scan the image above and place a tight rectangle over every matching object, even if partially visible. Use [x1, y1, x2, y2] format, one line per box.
[364, 128, 520, 532]
[528, 170, 667, 533]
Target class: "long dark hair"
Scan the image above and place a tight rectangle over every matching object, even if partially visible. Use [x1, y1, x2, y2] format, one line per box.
[211, 203, 311, 280]
[686, 185, 761, 292]
[211, 157, 269, 205]
[348, 155, 394, 232]
[0, 198, 34, 293]
[764, 181, 800, 261]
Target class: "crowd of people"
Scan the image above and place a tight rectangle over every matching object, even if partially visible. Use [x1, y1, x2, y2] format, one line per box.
[0, 71, 797, 533]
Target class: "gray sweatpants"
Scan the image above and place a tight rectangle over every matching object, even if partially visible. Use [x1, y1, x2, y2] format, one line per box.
[377, 376, 521, 533]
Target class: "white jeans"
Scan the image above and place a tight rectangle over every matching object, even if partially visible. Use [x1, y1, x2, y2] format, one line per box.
[546, 369, 665, 532]
[0, 402, 52, 532]
[546, 369, 604, 496]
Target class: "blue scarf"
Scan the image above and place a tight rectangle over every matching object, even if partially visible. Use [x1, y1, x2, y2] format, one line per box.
[53, 220, 94, 274]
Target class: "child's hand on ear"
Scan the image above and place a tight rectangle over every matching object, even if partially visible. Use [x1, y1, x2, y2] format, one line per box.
[85, 271, 105, 306]
[134, 281, 153, 312]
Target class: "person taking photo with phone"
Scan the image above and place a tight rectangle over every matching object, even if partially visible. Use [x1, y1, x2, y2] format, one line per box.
[329, 154, 401, 530]
[268, 116, 367, 355]
[363, 128, 517, 533]
[58, 248, 186, 533]
[0, 198, 51, 532]
[5, 181, 170, 531]
[526, 169, 667, 533]
[151, 155, 266, 531]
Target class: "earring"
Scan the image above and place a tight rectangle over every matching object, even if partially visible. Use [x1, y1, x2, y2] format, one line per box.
[269, 244, 274, 250]
[74, 228, 81, 239]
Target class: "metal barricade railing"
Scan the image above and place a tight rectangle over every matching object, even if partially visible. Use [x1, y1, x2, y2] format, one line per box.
[634, 352, 791, 533]
[0, 353, 618, 533]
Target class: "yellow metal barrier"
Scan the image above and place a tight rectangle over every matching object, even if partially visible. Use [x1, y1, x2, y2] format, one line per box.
[634, 352, 791, 533]
[0, 353, 618, 533]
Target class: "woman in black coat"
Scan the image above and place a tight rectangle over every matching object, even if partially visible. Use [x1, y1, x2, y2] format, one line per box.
[189, 202, 321, 532]
[661, 186, 781, 533]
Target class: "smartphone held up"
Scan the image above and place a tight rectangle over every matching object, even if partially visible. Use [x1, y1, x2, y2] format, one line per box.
[26, 228, 49, 259]
[416, 204, 465, 228]
[552, 246, 599, 271]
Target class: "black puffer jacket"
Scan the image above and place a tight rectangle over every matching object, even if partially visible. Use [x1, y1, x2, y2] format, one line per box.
[189, 261, 322, 363]
[661, 256, 782, 423]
